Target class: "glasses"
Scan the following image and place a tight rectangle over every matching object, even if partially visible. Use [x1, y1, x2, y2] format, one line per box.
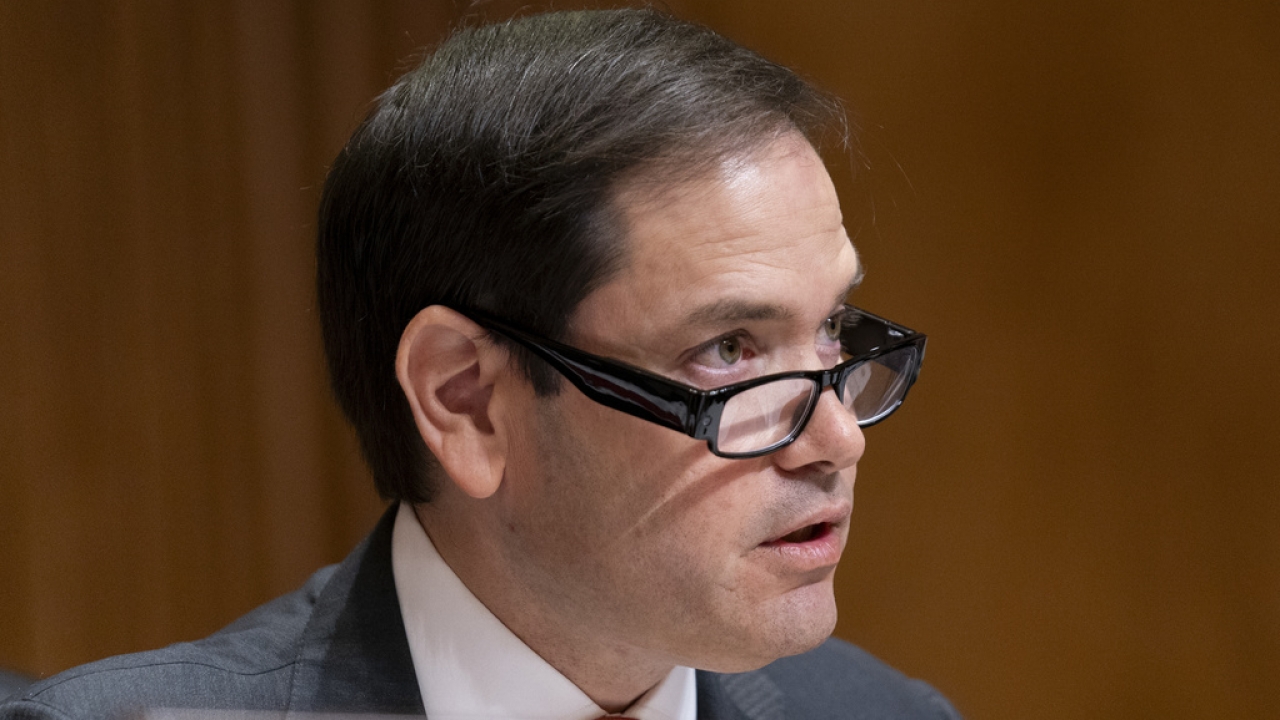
[467, 307, 926, 459]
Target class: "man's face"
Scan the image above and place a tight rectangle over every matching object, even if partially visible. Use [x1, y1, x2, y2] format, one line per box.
[495, 133, 865, 672]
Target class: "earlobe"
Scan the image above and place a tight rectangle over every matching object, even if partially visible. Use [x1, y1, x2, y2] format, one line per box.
[396, 306, 507, 499]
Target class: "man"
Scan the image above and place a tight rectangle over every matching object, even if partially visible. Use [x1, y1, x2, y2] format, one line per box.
[2, 9, 957, 719]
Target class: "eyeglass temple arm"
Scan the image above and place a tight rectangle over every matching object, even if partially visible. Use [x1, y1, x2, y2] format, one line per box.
[472, 317, 703, 437]
[840, 309, 926, 359]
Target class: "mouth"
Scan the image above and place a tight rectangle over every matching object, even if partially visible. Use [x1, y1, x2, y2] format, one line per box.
[764, 521, 835, 546]
[753, 501, 851, 572]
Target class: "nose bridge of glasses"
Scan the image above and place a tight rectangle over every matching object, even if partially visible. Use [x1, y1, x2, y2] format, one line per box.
[826, 351, 873, 409]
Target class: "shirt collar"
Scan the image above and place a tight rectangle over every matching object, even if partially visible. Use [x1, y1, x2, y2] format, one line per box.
[391, 502, 697, 720]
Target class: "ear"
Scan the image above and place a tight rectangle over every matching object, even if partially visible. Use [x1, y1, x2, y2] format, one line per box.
[396, 306, 508, 499]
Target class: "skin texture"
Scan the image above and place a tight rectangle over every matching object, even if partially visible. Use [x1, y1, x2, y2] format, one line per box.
[397, 133, 865, 712]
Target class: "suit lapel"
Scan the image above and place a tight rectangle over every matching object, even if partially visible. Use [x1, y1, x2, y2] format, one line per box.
[697, 669, 785, 720]
[287, 505, 426, 715]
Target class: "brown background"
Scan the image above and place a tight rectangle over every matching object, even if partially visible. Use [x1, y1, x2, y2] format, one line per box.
[2, 1, 1277, 718]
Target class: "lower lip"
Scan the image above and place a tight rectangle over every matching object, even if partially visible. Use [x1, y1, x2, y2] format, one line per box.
[759, 523, 843, 571]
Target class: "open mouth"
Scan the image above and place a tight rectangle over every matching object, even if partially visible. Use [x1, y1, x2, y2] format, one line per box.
[767, 522, 832, 545]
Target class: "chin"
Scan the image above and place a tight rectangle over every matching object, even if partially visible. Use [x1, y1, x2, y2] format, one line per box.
[770, 592, 839, 659]
[773, 572, 840, 643]
[696, 584, 839, 673]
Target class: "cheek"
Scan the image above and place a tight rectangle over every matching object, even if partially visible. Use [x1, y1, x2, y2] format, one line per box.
[549, 390, 697, 493]
[520, 391, 784, 583]
[569, 401, 747, 525]
[559, 389, 783, 520]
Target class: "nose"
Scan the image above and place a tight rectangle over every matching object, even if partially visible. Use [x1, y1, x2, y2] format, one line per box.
[771, 386, 866, 474]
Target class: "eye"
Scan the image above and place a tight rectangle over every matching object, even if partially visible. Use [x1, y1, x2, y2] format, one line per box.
[822, 313, 842, 341]
[717, 336, 744, 364]
[685, 332, 757, 381]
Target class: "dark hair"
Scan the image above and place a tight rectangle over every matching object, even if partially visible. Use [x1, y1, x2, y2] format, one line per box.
[316, 8, 846, 502]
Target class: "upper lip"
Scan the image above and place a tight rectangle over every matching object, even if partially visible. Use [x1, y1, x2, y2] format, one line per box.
[762, 500, 852, 544]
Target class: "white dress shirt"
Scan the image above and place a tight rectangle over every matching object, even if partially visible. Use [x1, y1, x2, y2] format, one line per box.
[392, 502, 697, 720]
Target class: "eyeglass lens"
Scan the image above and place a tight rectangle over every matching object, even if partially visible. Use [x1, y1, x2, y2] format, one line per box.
[845, 343, 920, 424]
[718, 377, 816, 454]
[716, 343, 921, 455]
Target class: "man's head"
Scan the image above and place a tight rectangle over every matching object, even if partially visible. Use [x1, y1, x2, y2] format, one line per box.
[390, 131, 871, 706]
[316, 8, 844, 502]
[314, 7, 923, 704]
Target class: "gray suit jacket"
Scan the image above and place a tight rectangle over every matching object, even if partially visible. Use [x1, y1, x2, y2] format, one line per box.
[1, 508, 960, 719]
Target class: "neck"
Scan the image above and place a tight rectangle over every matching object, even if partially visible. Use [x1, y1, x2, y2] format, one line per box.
[413, 502, 674, 711]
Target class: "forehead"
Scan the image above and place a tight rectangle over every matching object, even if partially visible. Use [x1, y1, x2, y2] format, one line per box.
[570, 134, 860, 357]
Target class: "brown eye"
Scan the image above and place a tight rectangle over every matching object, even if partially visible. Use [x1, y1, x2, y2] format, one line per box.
[717, 337, 743, 364]
[823, 314, 842, 340]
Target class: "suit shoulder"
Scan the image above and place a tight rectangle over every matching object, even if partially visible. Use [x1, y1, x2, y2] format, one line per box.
[0, 565, 339, 720]
[754, 638, 961, 719]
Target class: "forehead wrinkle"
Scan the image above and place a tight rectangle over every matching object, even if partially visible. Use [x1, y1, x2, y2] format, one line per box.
[678, 240, 861, 331]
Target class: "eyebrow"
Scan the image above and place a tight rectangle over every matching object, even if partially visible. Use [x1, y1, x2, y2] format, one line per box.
[681, 260, 866, 328]
[683, 298, 795, 327]
[843, 262, 866, 303]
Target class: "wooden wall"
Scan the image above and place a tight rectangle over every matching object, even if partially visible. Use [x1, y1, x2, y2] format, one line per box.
[2, 2, 1276, 717]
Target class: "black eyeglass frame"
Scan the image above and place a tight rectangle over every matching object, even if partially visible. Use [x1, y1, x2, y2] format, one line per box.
[465, 307, 927, 459]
